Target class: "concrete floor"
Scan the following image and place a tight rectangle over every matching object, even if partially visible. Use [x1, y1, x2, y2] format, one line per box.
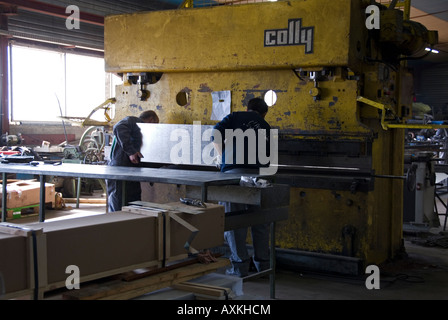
[10, 200, 448, 301]
[241, 238, 448, 300]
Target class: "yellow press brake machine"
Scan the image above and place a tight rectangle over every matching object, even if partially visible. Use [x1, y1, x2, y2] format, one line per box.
[103, 0, 440, 274]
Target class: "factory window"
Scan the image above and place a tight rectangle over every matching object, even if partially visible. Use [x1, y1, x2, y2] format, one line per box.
[9, 44, 116, 123]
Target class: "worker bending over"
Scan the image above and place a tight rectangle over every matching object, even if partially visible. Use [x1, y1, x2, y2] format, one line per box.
[106, 110, 159, 212]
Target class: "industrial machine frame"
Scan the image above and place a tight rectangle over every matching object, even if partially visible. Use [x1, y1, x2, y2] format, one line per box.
[101, 0, 440, 272]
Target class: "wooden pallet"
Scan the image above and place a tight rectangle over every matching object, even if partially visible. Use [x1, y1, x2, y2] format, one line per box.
[5, 202, 54, 219]
[173, 282, 234, 300]
[61, 258, 230, 300]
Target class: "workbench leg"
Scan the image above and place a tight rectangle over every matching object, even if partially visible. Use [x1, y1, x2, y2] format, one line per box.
[76, 177, 81, 208]
[122, 180, 127, 208]
[201, 185, 208, 202]
[39, 175, 46, 222]
[270, 222, 276, 299]
[106, 187, 109, 213]
[1, 172, 6, 222]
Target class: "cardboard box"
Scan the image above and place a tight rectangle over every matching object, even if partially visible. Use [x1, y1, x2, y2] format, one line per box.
[0, 180, 55, 210]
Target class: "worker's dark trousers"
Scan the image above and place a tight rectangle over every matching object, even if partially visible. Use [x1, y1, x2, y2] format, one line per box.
[221, 168, 270, 277]
[223, 201, 270, 277]
[106, 179, 142, 212]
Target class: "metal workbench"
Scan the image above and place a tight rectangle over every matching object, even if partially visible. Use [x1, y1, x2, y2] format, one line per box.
[0, 161, 289, 299]
[0, 162, 248, 222]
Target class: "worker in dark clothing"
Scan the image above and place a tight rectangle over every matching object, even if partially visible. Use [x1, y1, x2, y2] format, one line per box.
[106, 110, 159, 212]
[212, 97, 272, 277]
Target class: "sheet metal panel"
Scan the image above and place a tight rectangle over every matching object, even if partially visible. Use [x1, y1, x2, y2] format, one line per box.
[0, 163, 245, 186]
[138, 123, 216, 167]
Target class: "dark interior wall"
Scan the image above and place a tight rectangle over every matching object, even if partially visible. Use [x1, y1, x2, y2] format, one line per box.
[411, 60, 448, 120]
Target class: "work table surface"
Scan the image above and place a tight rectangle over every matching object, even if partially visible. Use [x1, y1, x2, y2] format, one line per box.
[0, 162, 254, 187]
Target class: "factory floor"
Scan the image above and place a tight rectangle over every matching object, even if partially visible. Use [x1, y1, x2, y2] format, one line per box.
[10, 196, 448, 301]
[241, 237, 448, 300]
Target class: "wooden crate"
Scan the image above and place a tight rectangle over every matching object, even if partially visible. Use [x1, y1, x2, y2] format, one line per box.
[0, 202, 225, 299]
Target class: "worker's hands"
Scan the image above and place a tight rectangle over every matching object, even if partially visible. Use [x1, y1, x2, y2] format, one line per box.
[129, 152, 144, 164]
[213, 155, 221, 171]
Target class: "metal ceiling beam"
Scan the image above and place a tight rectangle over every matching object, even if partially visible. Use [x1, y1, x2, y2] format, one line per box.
[0, 0, 104, 26]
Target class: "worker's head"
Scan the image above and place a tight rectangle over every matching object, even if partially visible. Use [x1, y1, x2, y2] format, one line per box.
[139, 110, 159, 124]
[247, 98, 268, 118]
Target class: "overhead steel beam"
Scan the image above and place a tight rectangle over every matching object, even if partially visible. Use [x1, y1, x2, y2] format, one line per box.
[0, 0, 104, 26]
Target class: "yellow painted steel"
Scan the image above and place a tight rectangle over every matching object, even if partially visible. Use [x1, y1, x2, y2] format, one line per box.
[357, 96, 448, 130]
[104, 0, 357, 73]
[113, 69, 369, 137]
[103, 0, 438, 267]
[179, 0, 194, 8]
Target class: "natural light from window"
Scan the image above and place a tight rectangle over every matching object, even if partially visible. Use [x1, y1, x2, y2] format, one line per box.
[11, 46, 65, 122]
[10, 45, 117, 123]
[66, 53, 107, 121]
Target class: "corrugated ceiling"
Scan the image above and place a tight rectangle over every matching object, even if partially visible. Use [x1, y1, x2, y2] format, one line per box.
[3, 0, 180, 51]
[31, 0, 180, 15]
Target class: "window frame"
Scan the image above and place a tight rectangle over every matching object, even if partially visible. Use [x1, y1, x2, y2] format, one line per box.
[8, 40, 116, 125]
